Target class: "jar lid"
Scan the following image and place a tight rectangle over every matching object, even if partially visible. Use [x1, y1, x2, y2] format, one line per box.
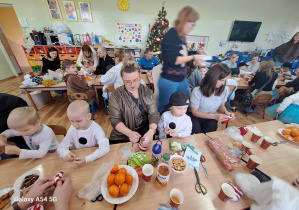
[163, 153, 170, 161]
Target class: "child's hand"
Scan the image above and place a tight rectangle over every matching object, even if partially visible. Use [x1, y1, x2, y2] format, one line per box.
[169, 130, 179, 137]
[63, 152, 75, 162]
[163, 128, 171, 135]
[276, 108, 283, 114]
[5, 145, 21, 155]
[0, 135, 8, 146]
[78, 71, 84, 76]
[87, 70, 92, 75]
[74, 157, 86, 165]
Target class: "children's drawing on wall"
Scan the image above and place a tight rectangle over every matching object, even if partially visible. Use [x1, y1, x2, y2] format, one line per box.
[78, 1, 93, 22]
[186, 35, 209, 51]
[266, 29, 279, 43]
[117, 23, 142, 43]
[62, 1, 78, 21]
[45, 0, 63, 20]
[219, 40, 227, 47]
[282, 30, 294, 43]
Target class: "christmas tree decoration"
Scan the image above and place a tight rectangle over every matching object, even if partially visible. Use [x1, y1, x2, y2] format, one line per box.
[146, 6, 169, 61]
[118, 0, 129, 11]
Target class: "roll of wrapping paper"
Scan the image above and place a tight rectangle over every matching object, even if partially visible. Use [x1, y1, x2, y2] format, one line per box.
[54, 171, 64, 186]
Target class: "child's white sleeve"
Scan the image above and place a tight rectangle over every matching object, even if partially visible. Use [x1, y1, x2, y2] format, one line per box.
[1, 129, 21, 138]
[278, 95, 295, 111]
[19, 136, 54, 159]
[85, 130, 110, 162]
[178, 116, 192, 138]
[57, 131, 74, 158]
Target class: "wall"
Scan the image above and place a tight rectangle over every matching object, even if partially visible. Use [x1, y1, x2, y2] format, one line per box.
[0, 0, 299, 56]
[0, 39, 15, 80]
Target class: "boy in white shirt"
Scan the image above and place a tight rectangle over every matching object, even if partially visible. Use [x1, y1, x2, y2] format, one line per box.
[0, 107, 58, 159]
[158, 91, 192, 138]
[57, 100, 110, 164]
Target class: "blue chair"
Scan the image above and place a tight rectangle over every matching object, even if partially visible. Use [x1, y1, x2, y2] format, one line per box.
[103, 86, 114, 115]
[227, 85, 237, 112]
[71, 93, 99, 120]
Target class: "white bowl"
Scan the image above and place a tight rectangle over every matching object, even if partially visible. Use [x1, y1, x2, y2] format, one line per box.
[101, 165, 139, 204]
[13, 169, 41, 192]
[169, 155, 188, 174]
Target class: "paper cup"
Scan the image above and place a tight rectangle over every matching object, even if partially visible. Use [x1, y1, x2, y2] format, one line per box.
[250, 133, 262, 143]
[218, 183, 237, 202]
[142, 164, 154, 182]
[170, 188, 184, 208]
[260, 136, 277, 149]
[155, 163, 171, 187]
[246, 155, 262, 170]
[241, 141, 253, 155]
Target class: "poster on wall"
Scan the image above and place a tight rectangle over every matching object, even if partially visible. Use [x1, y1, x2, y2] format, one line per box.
[78, 1, 93, 22]
[117, 23, 142, 43]
[62, 0, 78, 21]
[45, 0, 63, 20]
[186, 35, 209, 51]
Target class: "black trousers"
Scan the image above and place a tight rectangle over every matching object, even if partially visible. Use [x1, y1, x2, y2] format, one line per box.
[188, 113, 218, 134]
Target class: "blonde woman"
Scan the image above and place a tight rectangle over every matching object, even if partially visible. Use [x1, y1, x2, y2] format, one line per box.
[221, 53, 239, 68]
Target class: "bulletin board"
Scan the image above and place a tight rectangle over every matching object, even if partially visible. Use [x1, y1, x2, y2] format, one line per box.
[117, 23, 142, 43]
[186, 35, 209, 51]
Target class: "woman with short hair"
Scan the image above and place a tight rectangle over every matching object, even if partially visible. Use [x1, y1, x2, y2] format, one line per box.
[108, 56, 160, 145]
[189, 63, 235, 133]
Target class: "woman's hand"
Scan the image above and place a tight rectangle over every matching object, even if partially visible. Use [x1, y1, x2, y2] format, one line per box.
[228, 112, 236, 120]
[128, 131, 141, 143]
[54, 178, 73, 210]
[142, 129, 155, 147]
[214, 114, 228, 122]
[25, 178, 55, 200]
[276, 108, 283, 114]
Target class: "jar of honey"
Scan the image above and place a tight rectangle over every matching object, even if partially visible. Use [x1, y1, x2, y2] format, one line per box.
[156, 163, 171, 187]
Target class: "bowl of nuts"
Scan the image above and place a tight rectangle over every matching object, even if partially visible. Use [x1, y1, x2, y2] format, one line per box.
[169, 155, 187, 174]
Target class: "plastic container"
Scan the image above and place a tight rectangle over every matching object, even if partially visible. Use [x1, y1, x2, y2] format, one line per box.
[161, 153, 170, 164]
[20, 91, 52, 107]
[151, 140, 162, 167]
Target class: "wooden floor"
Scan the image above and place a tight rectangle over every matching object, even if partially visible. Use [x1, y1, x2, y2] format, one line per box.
[0, 75, 274, 138]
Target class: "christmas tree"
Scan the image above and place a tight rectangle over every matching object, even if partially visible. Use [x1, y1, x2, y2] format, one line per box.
[146, 6, 169, 61]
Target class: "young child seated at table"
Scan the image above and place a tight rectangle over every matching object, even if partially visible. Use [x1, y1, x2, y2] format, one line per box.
[57, 100, 110, 164]
[266, 91, 299, 124]
[80, 61, 93, 76]
[199, 66, 207, 78]
[0, 107, 59, 159]
[63, 59, 95, 102]
[278, 63, 293, 81]
[158, 91, 192, 138]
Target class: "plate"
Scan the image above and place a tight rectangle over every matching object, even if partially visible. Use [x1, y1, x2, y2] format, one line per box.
[277, 128, 299, 144]
[101, 165, 139, 204]
[13, 169, 41, 192]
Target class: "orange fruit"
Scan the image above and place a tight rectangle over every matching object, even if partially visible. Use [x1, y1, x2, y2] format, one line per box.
[108, 184, 119, 198]
[125, 174, 134, 185]
[282, 129, 291, 135]
[110, 165, 119, 174]
[294, 136, 299, 142]
[107, 174, 116, 186]
[120, 183, 130, 196]
[291, 130, 299, 137]
[115, 173, 125, 185]
[284, 134, 291, 139]
[286, 126, 299, 131]
[118, 168, 127, 176]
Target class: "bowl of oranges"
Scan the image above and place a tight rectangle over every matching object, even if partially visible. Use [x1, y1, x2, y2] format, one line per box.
[101, 165, 139, 204]
[278, 124, 299, 144]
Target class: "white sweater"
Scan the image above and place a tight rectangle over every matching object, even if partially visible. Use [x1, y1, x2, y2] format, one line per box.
[158, 111, 192, 138]
[278, 92, 299, 111]
[57, 121, 110, 162]
[1, 124, 59, 159]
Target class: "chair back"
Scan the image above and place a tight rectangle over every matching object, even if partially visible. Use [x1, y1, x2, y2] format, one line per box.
[48, 125, 67, 136]
[70, 93, 88, 101]
[254, 94, 273, 104]
[227, 85, 237, 92]
[105, 86, 115, 100]
[152, 64, 162, 101]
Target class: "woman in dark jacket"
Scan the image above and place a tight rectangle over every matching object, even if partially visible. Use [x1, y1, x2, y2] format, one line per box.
[42, 47, 62, 74]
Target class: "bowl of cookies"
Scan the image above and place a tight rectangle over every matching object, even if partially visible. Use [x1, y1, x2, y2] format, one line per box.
[169, 155, 188, 174]
[13, 169, 40, 192]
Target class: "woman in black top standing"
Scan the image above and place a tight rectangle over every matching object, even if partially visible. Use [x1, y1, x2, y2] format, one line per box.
[42, 47, 62, 74]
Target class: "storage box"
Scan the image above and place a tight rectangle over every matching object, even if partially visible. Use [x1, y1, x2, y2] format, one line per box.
[66, 47, 76, 54]
[34, 46, 46, 54]
[20, 91, 52, 107]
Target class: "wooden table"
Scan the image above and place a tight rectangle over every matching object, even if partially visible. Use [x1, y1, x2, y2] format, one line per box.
[206, 120, 299, 183]
[236, 77, 285, 90]
[117, 134, 255, 210]
[19, 76, 97, 111]
[0, 144, 128, 210]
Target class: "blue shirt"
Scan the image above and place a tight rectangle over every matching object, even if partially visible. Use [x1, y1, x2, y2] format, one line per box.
[138, 56, 160, 70]
[221, 60, 237, 68]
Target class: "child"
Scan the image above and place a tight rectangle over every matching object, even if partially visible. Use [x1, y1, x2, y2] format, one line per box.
[80, 61, 93, 76]
[62, 59, 95, 102]
[199, 66, 207, 78]
[266, 91, 299, 124]
[158, 91, 192, 138]
[0, 107, 58, 159]
[57, 100, 110, 164]
[232, 62, 248, 76]
[279, 63, 293, 81]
